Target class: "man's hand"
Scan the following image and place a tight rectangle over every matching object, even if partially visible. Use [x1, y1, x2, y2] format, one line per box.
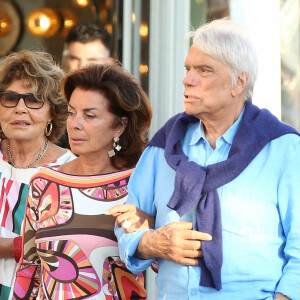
[106, 204, 155, 233]
[135, 221, 212, 266]
[274, 293, 291, 300]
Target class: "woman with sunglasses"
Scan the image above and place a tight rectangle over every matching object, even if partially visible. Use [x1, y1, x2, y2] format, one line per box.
[0, 50, 76, 299]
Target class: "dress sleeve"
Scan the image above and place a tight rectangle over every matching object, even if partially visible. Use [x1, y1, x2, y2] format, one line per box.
[275, 138, 300, 299]
[12, 178, 41, 300]
[115, 147, 159, 273]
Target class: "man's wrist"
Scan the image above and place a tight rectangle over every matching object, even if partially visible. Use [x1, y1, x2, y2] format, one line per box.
[135, 231, 155, 259]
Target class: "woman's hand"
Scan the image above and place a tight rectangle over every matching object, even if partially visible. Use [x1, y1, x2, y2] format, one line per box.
[106, 204, 155, 233]
[274, 293, 291, 300]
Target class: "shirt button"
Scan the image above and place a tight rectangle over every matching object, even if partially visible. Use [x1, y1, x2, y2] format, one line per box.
[190, 289, 198, 296]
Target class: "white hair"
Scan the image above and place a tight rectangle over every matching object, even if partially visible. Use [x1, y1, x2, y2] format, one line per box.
[186, 19, 258, 100]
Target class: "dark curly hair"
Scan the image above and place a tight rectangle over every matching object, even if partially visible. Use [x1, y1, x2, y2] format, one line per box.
[61, 64, 152, 169]
[65, 21, 111, 51]
[0, 50, 67, 143]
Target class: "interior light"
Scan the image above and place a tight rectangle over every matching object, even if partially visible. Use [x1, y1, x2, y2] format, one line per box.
[0, 12, 11, 37]
[26, 8, 60, 38]
[100, 10, 107, 23]
[64, 19, 74, 27]
[74, 0, 90, 7]
[106, 24, 112, 34]
[139, 24, 148, 37]
[40, 17, 50, 29]
[132, 12, 136, 23]
[106, 0, 112, 8]
[57, 8, 77, 37]
[140, 64, 148, 74]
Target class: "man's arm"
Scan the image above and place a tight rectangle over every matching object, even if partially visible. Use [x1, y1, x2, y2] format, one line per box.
[115, 146, 213, 271]
[115, 147, 159, 273]
[275, 138, 300, 300]
[136, 222, 212, 265]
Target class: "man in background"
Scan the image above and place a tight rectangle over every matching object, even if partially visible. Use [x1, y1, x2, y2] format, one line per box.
[61, 21, 114, 71]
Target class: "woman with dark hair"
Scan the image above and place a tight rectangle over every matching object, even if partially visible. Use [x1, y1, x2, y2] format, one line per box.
[13, 64, 152, 299]
[0, 50, 75, 299]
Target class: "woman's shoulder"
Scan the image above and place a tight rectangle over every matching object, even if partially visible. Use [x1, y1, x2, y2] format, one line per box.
[29, 166, 134, 192]
[44, 144, 76, 168]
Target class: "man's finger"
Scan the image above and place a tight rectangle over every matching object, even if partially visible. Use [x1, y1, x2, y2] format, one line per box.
[182, 240, 202, 250]
[175, 257, 200, 266]
[168, 221, 194, 230]
[183, 229, 212, 241]
[182, 249, 203, 259]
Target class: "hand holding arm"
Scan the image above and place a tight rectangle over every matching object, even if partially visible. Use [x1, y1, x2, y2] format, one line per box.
[274, 293, 291, 300]
[106, 204, 155, 233]
[136, 221, 212, 266]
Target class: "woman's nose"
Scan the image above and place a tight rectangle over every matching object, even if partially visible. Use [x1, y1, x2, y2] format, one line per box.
[15, 98, 27, 112]
[70, 114, 83, 130]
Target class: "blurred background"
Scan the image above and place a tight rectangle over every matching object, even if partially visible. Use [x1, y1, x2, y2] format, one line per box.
[0, 0, 298, 298]
[0, 0, 297, 137]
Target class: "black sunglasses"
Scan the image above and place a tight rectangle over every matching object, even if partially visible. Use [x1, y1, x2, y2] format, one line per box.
[0, 92, 44, 109]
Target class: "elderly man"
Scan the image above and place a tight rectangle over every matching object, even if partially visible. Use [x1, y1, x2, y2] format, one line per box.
[61, 21, 114, 71]
[114, 19, 300, 300]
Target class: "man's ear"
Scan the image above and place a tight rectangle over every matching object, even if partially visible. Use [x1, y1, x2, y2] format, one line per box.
[231, 72, 249, 97]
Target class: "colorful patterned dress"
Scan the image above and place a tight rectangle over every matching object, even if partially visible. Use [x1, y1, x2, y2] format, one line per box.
[13, 167, 146, 300]
[0, 146, 75, 300]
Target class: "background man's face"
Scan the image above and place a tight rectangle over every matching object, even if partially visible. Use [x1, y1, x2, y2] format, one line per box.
[62, 40, 113, 71]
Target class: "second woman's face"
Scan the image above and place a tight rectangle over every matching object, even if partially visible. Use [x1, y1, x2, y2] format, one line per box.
[0, 79, 51, 142]
[67, 88, 125, 157]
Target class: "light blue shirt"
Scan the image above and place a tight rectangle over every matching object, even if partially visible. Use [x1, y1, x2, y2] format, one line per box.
[115, 111, 300, 300]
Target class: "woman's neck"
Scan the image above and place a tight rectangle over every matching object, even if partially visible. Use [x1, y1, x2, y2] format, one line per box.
[2, 137, 49, 168]
[59, 154, 121, 176]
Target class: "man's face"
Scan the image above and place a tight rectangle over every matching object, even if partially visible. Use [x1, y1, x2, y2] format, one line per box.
[62, 40, 113, 71]
[183, 44, 242, 120]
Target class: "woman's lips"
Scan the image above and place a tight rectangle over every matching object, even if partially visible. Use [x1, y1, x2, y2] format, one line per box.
[11, 120, 30, 127]
[70, 138, 86, 143]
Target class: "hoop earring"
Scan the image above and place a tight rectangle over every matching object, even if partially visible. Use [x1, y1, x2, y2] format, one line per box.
[108, 137, 122, 158]
[45, 122, 53, 137]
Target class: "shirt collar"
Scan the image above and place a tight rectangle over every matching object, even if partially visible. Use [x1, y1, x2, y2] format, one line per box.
[189, 106, 245, 146]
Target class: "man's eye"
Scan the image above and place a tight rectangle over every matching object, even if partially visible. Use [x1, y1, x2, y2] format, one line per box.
[68, 56, 77, 61]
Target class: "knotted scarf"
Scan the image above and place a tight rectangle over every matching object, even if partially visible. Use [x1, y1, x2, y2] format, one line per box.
[148, 100, 299, 290]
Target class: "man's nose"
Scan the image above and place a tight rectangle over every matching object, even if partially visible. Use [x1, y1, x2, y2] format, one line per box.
[78, 59, 88, 69]
[183, 70, 197, 86]
[183, 72, 191, 86]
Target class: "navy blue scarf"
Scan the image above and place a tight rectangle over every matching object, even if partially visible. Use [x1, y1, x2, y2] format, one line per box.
[148, 100, 299, 290]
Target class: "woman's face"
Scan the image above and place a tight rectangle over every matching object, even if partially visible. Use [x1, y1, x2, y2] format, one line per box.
[0, 79, 51, 142]
[67, 88, 126, 157]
